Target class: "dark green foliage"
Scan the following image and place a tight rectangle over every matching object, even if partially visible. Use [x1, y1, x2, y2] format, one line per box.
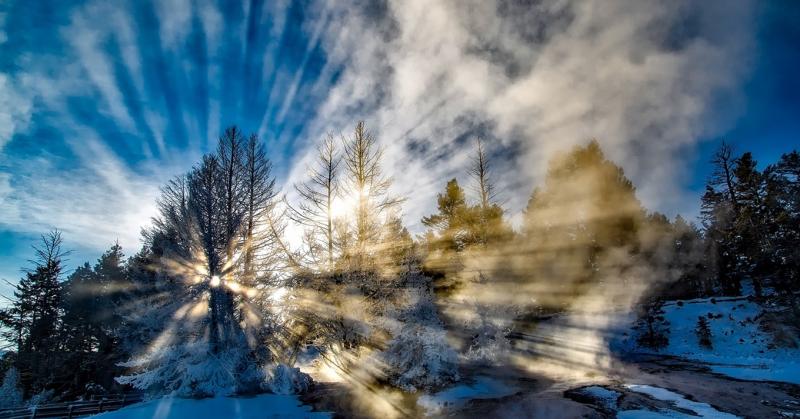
[59, 243, 128, 395]
[0, 232, 67, 396]
[702, 144, 800, 303]
[422, 179, 472, 253]
[695, 316, 713, 349]
[636, 301, 670, 350]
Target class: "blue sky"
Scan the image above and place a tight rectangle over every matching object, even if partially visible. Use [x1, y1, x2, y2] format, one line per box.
[1, 0, 798, 290]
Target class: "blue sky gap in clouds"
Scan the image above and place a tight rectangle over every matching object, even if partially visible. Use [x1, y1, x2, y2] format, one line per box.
[1, 0, 799, 293]
[0, 0, 334, 285]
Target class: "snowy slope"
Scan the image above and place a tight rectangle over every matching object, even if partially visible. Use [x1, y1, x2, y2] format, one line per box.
[93, 394, 330, 419]
[625, 294, 800, 384]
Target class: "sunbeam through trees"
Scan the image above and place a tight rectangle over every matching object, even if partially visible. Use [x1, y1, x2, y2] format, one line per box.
[2, 122, 799, 417]
[1, 1, 800, 417]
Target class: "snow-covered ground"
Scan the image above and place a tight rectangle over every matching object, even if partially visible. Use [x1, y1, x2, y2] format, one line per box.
[619, 384, 740, 418]
[570, 383, 743, 418]
[416, 376, 517, 415]
[574, 385, 621, 411]
[93, 394, 330, 419]
[95, 288, 798, 418]
[628, 295, 800, 384]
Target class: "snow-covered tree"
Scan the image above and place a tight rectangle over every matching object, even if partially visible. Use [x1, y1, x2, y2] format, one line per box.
[116, 128, 282, 397]
[0, 367, 23, 409]
[380, 287, 459, 392]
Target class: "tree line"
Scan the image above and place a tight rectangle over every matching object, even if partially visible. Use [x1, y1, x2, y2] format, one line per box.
[1, 122, 798, 406]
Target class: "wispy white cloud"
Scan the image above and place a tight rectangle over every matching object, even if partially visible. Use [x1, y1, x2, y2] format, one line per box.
[0, 1, 201, 253]
[0, 74, 34, 150]
[0, 133, 167, 253]
[0, 0, 756, 262]
[284, 0, 755, 231]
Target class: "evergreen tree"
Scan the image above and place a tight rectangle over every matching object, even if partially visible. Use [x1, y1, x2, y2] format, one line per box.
[422, 179, 471, 253]
[0, 231, 67, 394]
[521, 141, 646, 307]
[672, 215, 710, 297]
[92, 243, 126, 358]
[695, 316, 713, 349]
[732, 152, 768, 296]
[379, 214, 416, 275]
[636, 300, 670, 350]
[701, 142, 743, 295]
[60, 262, 99, 393]
[765, 151, 800, 314]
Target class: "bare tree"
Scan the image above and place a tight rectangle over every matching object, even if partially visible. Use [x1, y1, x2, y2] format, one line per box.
[710, 141, 739, 211]
[187, 155, 229, 353]
[468, 139, 509, 246]
[342, 121, 402, 259]
[469, 139, 498, 210]
[217, 126, 247, 267]
[242, 134, 278, 284]
[287, 135, 340, 272]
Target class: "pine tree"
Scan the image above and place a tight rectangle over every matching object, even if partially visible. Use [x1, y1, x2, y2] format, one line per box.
[702, 143, 743, 295]
[60, 262, 98, 393]
[695, 316, 713, 349]
[379, 214, 415, 275]
[710, 141, 740, 211]
[766, 151, 800, 315]
[672, 215, 710, 297]
[0, 231, 68, 393]
[93, 243, 126, 355]
[422, 179, 470, 252]
[732, 152, 768, 296]
[521, 141, 646, 307]
[636, 300, 670, 350]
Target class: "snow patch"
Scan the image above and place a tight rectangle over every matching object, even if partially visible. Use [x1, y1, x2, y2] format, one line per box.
[264, 364, 313, 395]
[571, 385, 621, 410]
[417, 376, 516, 414]
[622, 384, 740, 418]
[92, 394, 330, 418]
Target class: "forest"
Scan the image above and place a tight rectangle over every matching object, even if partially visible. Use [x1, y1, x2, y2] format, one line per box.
[0, 122, 798, 415]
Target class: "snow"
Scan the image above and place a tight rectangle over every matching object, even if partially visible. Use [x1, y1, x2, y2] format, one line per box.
[617, 409, 695, 418]
[264, 364, 313, 395]
[380, 290, 460, 392]
[620, 384, 740, 418]
[574, 385, 620, 410]
[623, 292, 800, 384]
[416, 376, 516, 414]
[92, 394, 330, 419]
